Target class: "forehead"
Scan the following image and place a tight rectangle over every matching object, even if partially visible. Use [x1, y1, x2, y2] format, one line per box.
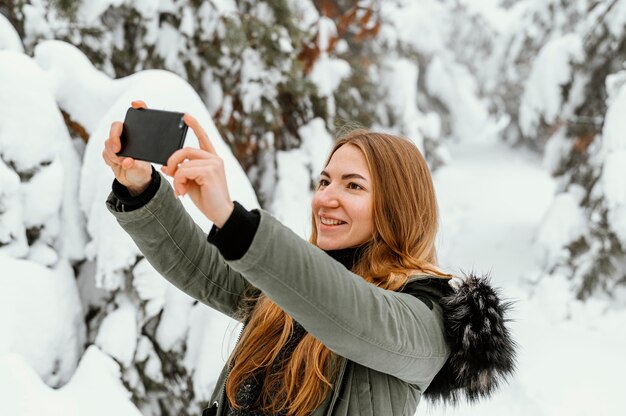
[325, 144, 370, 178]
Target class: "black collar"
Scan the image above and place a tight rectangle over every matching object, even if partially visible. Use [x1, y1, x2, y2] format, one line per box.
[324, 244, 368, 270]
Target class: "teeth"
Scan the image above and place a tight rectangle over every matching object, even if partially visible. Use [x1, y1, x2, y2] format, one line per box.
[321, 217, 344, 225]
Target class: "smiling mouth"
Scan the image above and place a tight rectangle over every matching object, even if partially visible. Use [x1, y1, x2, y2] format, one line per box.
[320, 217, 346, 226]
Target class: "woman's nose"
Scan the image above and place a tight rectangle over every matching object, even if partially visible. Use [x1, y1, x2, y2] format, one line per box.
[317, 185, 340, 208]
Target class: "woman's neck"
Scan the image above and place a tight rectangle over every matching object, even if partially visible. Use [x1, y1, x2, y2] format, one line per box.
[324, 243, 368, 270]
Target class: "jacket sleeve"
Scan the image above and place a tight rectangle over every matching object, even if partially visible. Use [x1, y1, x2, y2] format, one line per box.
[225, 210, 451, 387]
[105, 173, 252, 321]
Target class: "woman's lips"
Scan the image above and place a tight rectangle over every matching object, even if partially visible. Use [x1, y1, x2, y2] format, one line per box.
[320, 217, 346, 225]
[319, 216, 347, 231]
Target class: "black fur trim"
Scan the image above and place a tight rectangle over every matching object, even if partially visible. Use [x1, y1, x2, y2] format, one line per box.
[423, 270, 518, 405]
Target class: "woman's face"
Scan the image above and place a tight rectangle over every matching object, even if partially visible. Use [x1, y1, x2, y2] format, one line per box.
[312, 144, 374, 250]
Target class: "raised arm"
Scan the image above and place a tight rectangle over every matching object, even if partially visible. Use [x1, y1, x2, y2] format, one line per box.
[102, 100, 251, 319]
[106, 173, 252, 320]
[221, 210, 450, 386]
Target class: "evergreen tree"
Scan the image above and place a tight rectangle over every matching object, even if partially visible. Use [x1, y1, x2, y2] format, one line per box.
[488, 0, 626, 299]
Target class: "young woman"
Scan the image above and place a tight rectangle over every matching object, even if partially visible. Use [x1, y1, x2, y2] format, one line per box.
[103, 101, 516, 416]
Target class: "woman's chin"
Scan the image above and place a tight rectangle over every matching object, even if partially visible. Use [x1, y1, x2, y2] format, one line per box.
[316, 238, 346, 251]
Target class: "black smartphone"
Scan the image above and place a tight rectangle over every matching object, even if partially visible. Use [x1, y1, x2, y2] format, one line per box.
[117, 107, 189, 165]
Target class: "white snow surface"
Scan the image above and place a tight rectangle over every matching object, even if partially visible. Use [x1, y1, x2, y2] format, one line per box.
[600, 74, 626, 247]
[0, 49, 86, 264]
[380, 0, 448, 56]
[0, 254, 84, 387]
[417, 137, 626, 416]
[95, 294, 137, 368]
[0, 13, 23, 52]
[535, 192, 589, 267]
[379, 57, 427, 149]
[308, 53, 351, 97]
[426, 56, 493, 143]
[1, 38, 258, 415]
[519, 33, 584, 137]
[0, 346, 143, 416]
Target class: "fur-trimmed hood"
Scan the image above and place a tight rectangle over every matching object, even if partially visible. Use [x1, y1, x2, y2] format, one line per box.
[401, 271, 518, 405]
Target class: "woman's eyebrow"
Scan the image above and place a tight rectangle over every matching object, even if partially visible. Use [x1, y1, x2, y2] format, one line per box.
[320, 170, 368, 181]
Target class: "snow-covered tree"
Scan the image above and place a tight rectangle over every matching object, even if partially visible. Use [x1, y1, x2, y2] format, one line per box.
[487, 0, 626, 299]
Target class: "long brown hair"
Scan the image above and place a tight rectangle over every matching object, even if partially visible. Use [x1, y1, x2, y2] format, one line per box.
[225, 129, 453, 415]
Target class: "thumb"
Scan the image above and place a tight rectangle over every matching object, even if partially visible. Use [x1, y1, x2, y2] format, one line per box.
[122, 158, 134, 170]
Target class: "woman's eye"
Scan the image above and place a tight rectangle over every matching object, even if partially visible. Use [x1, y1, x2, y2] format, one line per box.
[347, 182, 363, 190]
[318, 179, 330, 188]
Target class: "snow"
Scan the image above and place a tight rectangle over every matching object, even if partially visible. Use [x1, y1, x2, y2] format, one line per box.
[77, 0, 124, 23]
[132, 258, 168, 319]
[299, 117, 334, 182]
[179, 6, 196, 37]
[185, 304, 242, 401]
[542, 127, 572, 173]
[308, 54, 351, 98]
[0, 254, 84, 387]
[379, 57, 427, 148]
[240, 48, 270, 113]
[155, 287, 194, 352]
[0, 13, 23, 53]
[0, 159, 27, 257]
[0, 49, 85, 265]
[417, 137, 626, 416]
[0, 50, 61, 169]
[519, 34, 584, 137]
[133, 0, 160, 19]
[155, 22, 186, 76]
[317, 16, 336, 52]
[380, 0, 448, 56]
[0, 346, 143, 416]
[426, 56, 493, 143]
[95, 294, 138, 368]
[458, 0, 521, 34]
[1, 30, 258, 415]
[270, 148, 312, 237]
[33, 41, 123, 134]
[605, 0, 626, 38]
[601, 75, 626, 247]
[602, 76, 626, 155]
[603, 151, 626, 247]
[535, 192, 589, 267]
[22, 1, 53, 42]
[603, 151, 626, 208]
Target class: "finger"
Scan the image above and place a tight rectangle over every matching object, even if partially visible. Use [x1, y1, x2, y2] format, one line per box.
[170, 158, 214, 168]
[103, 146, 122, 165]
[163, 156, 221, 177]
[166, 147, 212, 176]
[102, 150, 117, 167]
[109, 122, 123, 151]
[121, 157, 135, 170]
[174, 165, 209, 195]
[172, 169, 189, 197]
[184, 113, 217, 155]
[131, 100, 148, 109]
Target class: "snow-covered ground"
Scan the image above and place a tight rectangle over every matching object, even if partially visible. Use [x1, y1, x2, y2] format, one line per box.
[417, 135, 626, 416]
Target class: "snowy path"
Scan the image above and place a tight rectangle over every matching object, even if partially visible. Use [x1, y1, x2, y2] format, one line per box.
[416, 137, 626, 416]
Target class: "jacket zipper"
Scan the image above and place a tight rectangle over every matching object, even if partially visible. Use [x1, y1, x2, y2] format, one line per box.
[213, 321, 247, 415]
[325, 357, 348, 416]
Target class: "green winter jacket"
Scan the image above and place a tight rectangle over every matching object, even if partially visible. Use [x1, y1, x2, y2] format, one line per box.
[106, 174, 451, 416]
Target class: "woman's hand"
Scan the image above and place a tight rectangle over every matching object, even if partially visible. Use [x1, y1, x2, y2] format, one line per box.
[102, 100, 153, 196]
[161, 113, 234, 228]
